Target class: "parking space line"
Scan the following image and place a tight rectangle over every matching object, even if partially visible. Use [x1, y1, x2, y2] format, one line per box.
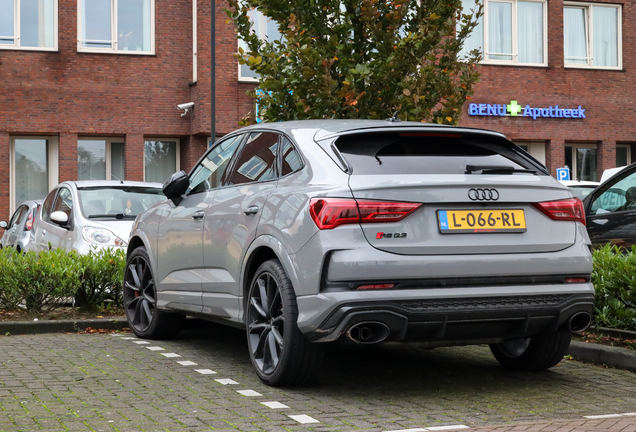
[176, 360, 198, 366]
[584, 414, 623, 419]
[195, 369, 217, 375]
[428, 426, 470, 430]
[160, 353, 181, 358]
[261, 401, 289, 409]
[236, 389, 262, 397]
[215, 378, 239, 385]
[288, 414, 320, 424]
[146, 346, 164, 351]
[383, 429, 428, 432]
[132, 340, 150, 344]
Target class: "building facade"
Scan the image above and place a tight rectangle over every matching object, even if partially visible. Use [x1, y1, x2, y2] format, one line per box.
[0, 0, 633, 221]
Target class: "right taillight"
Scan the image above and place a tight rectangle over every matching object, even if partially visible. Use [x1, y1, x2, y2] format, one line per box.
[533, 198, 586, 226]
[25, 214, 33, 231]
[309, 198, 421, 230]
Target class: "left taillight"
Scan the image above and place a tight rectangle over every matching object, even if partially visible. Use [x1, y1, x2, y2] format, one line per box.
[533, 197, 586, 226]
[25, 214, 33, 230]
[309, 198, 421, 230]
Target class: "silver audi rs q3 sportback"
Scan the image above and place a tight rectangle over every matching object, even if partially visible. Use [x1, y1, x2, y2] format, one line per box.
[124, 120, 594, 386]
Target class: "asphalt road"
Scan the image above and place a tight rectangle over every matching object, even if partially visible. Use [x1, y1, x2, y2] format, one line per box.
[0, 324, 635, 431]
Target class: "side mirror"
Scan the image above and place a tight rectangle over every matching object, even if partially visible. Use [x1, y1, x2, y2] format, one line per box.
[0, 221, 6, 229]
[50, 211, 69, 226]
[163, 170, 189, 205]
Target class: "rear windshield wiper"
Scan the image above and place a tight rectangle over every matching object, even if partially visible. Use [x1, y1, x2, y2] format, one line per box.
[465, 165, 538, 175]
[87, 213, 136, 219]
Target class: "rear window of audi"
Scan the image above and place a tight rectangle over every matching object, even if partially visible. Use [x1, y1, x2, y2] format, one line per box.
[332, 132, 545, 175]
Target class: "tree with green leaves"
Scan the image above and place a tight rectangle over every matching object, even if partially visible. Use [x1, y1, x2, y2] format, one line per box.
[226, 0, 482, 125]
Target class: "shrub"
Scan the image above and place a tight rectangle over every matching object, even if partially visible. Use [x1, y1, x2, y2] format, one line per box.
[74, 247, 126, 310]
[0, 247, 25, 310]
[4, 248, 82, 313]
[592, 244, 636, 330]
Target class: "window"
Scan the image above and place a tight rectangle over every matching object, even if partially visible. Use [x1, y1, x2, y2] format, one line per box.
[564, 3, 621, 69]
[189, 135, 243, 194]
[0, 0, 57, 50]
[514, 142, 546, 165]
[10, 136, 59, 213]
[460, 0, 546, 65]
[590, 169, 636, 214]
[238, 9, 282, 81]
[144, 139, 180, 183]
[565, 144, 598, 181]
[78, 0, 154, 54]
[78, 138, 125, 181]
[229, 133, 278, 184]
[280, 138, 303, 176]
[51, 187, 73, 220]
[616, 145, 631, 167]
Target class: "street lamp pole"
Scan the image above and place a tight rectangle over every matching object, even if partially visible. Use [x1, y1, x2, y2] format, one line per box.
[211, 0, 216, 142]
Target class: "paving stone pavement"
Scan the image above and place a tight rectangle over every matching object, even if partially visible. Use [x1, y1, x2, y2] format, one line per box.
[0, 324, 635, 431]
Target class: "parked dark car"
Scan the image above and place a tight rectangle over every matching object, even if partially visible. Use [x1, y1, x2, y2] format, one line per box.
[0, 200, 42, 252]
[584, 162, 636, 249]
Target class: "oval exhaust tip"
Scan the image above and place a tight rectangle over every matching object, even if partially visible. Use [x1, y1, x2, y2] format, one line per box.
[568, 312, 592, 333]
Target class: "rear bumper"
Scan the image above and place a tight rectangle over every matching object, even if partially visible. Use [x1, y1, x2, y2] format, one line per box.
[297, 285, 595, 343]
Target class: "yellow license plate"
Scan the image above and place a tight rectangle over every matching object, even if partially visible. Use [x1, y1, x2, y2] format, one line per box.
[437, 209, 526, 234]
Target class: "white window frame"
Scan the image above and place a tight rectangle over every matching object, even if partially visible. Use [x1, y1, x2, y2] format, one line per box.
[193, 0, 197, 83]
[515, 141, 546, 165]
[77, 0, 155, 55]
[616, 144, 631, 166]
[238, 10, 280, 82]
[78, 137, 126, 181]
[479, 0, 548, 67]
[0, 0, 58, 51]
[563, 2, 622, 70]
[143, 138, 181, 182]
[566, 143, 598, 181]
[9, 136, 59, 214]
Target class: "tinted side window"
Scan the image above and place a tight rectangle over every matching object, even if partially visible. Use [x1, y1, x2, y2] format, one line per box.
[335, 132, 538, 175]
[42, 189, 57, 222]
[281, 138, 302, 176]
[9, 206, 26, 227]
[229, 132, 278, 185]
[189, 135, 243, 194]
[590, 170, 636, 214]
[52, 188, 73, 219]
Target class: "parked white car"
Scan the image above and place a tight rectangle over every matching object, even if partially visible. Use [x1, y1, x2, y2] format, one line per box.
[558, 180, 600, 200]
[28, 181, 165, 254]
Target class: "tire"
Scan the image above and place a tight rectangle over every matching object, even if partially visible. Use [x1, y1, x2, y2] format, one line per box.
[246, 259, 324, 386]
[489, 331, 572, 371]
[123, 246, 184, 339]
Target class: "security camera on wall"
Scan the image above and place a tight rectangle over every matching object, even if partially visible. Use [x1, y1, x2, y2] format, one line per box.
[176, 102, 194, 117]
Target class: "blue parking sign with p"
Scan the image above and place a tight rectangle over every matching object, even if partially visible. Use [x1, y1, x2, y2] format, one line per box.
[556, 168, 570, 181]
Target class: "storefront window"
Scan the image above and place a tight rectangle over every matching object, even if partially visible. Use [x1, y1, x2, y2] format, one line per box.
[565, 145, 598, 181]
[145, 140, 179, 183]
[78, 138, 125, 181]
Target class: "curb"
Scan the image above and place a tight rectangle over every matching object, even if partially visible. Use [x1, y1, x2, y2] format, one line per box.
[0, 318, 129, 335]
[567, 340, 636, 373]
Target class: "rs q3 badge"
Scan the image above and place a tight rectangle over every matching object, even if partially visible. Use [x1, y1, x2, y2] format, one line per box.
[376, 232, 407, 239]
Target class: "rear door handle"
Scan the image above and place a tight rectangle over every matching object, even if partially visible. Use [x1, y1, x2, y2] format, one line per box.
[244, 205, 259, 216]
[192, 211, 205, 220]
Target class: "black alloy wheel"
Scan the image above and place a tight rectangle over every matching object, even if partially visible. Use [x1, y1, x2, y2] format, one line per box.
[123, 247, 183, 339]
[248, 271, 285, 375]
[246, 259, 323, 386]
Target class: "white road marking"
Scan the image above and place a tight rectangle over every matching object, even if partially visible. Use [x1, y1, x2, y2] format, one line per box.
[584, 414, 624, 419]
[121, 337, 137, 340]
[176, 360, 197, 366]
[382, 429, 427, 432]
[195, 369, 217, 375]
[133, 341, 150, 344]
[237, 390, 262, 397]
[621, 413, 636, 416]
[288, 415, 320, 424]
[215, 378, 239, 385]
[161, 353, 181, 358]
[428, 426, 470, 431]
[146, 347, 164, 351]
[261, 401, 289, 409]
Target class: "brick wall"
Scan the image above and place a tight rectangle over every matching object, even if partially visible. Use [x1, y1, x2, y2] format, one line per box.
[459, 0, 636, 178]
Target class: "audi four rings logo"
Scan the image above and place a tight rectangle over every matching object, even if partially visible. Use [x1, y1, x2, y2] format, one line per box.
[468, 188, 500, 201]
